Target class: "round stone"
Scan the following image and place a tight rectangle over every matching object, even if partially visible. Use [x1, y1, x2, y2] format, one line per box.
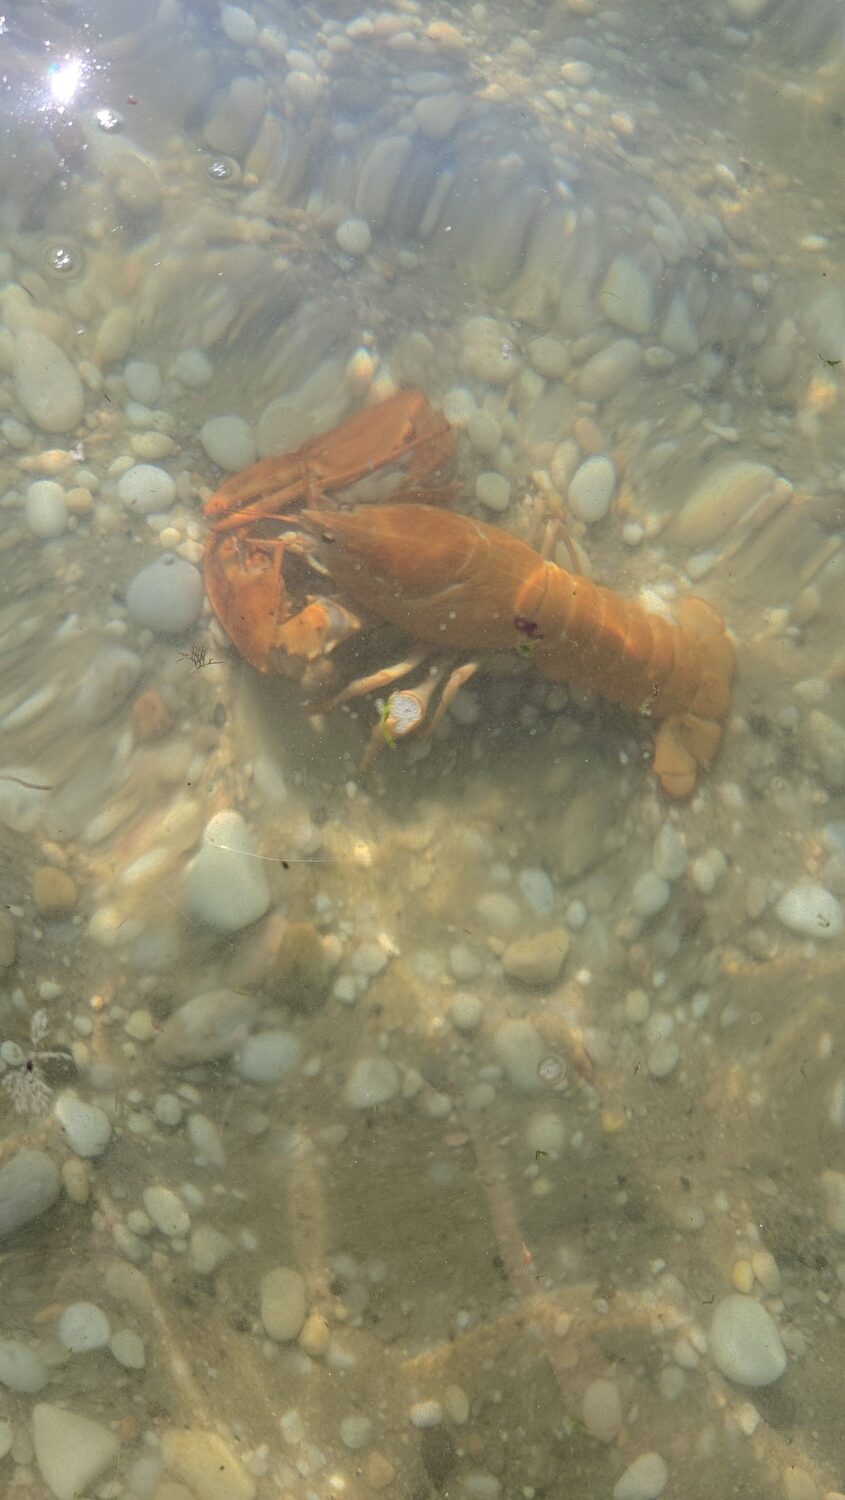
[199, 414, 256, 471]
[335, 218, 372, 256]
[775, 884, 843, 940]
[126, 553, 204, 634]
[709, 1293, 787, 1387]
[58, 1302, 111, 1352]
[13, 330, 84, 433]
[117, 463, 176, 514]
[172, 348, 214, 387]
[260, 1266, 307, 1341]
[475, 471, 511, 512]
[123, 360, 161, 404]
[143, 1185, 191, 1238]
[568, 455, 617, 523]
[25, 480, 68, 539]
[344, 1057, 399, 1108]
[55, 1093, 112, 1158]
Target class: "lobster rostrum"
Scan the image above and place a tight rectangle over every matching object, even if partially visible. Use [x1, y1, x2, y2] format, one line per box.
[203, 389, 735, 797]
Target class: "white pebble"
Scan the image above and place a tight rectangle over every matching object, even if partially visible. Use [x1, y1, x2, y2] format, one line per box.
[32, 1403, 119, 1500]
[186, 1113, 226, 1167]
[13, 330, 84, 433]
[775, 884, 843, 939]
[155, 990, 255, 1067]
[220, 2, 259, 45]
[344, 1057, 399, 1108]
[172, 348, 214, 387]
[582, 1377, 622, 1442]
[467, 411, 501, 455]
[336, 217, 372, 256]
[54, 1093, 112, 1158]
[199, 414, 256, 471]
[110, 1328, 145, 1370]
[448, 991, 483, 1032]
[117, 463, 176, 514]
[568, 455, 616, 524]
[260, 1265, 307, 1341]
[647, 1040, 680, 1079]
[123, 360, 161, 405]
[709, 1293, 787, 1387]
[631, 871, 670, 919]
[126, 552, 204, 634]
[475, 471, 511, 512]
[58, 1302, 111, 1353]
[613, 1452, 668, 1500]
[190, 1225, 235, 1275]
[0, 1338, 48, 1393]
[186, 810, 271, 932]
[517, 867, 556, 916]
[0, 1149, 60, 1240]
[25, 480, 68, 538]
[409, 1399, 442, 1428]
[351, 941, 389, 977]
[235, 1030, 302, 1084]
[143, 1184, 191, 1238]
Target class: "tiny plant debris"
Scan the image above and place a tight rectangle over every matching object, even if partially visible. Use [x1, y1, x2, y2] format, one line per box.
[178, 642, 220, 670]
[1, 1009, 67, 1115]
[377, 697, 397, 749]
[819, 353, 841, 367]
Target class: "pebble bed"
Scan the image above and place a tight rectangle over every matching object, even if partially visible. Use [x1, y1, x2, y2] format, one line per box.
[1, 2, 845, 1500]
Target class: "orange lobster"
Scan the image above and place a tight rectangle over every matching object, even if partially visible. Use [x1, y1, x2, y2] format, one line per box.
[203, 390, 735, 797]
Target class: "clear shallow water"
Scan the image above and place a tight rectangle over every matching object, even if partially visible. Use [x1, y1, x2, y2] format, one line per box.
[2, 3, 845, 1498]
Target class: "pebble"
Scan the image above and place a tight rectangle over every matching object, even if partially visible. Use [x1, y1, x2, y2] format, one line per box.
[58, 1301, 111, 1352]
[25, 480, 68, 538]
[185, 810, 271, 932]
[32, 1403, 120, 1500]
[260, 1266, 307, 1341]
[110, 1327, 146, 1369]
[172, 348, 214, 386]
[647, 1040, 680, 1079]
[672, 461, 777, 550]
[568, 455, 617, 523]
[599, 256, 655, 336]
[344, 1056, 399, 1108]
[493, 1018, 545, 1093]
[577, 338, 641, 400]
[501, 927, 569, 986]
[652, 824, 687, 881]
[74, 646, 142, 726]
[709, 1293, 787, 1386]
[475, 891, 521, 934]
[32, 865, 77, 914]
[14, 330, 84, 433]
[0, 1149, 60, 1240]
[409, 1399, 443, 1428]
[630, 871, 671, 919]
[199, 415, 256, 471]
[475, 471, 511, 512]
[124, 360, 161, 404]
[467, 411, 502, 455]
[126, 553, 204, 634]
[186, 1113, 226, 1168]
[190, 1224, 235, 1275]
[448, 991, 483, 1032]
[775, 884, 843, 940]
[517, 867, 556, 916]
[55, 1092, 113, 1157]
[161, 1427, 256, 1500]
[143, 1184, 191, 1238]
[582, 1377, 623, 1442]
[612, 1452, 668, 1500]
[336, 217, 372, 255]
[0, 1338, 49, 1393]
[155, 990, 256, 1067]
[131, 688, 172, 741]
[221, 2, 259, 45]
[525, 1111, 565, 1155]
[235, 1030, 302, 1084]
[117, 463, 176, 514]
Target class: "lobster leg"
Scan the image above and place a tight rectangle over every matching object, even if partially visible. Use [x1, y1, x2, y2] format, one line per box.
[324, 648, 431, 711]
[418, 660, 480, 741]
